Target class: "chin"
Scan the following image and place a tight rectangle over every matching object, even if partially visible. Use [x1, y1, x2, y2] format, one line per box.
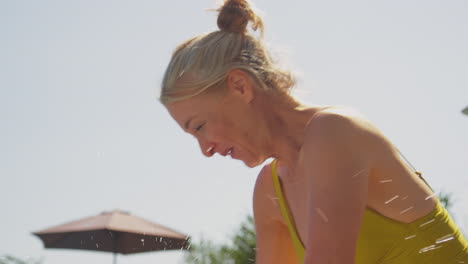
[234, 149, 265, 168]
[243, 157, 265, 168]
[244, 161, 256, 168]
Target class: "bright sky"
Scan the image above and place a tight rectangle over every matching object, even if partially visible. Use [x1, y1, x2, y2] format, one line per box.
[1, 0, 467, 263]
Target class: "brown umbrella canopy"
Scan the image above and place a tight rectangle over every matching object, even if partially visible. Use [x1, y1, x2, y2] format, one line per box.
[33, 210, 190, 255]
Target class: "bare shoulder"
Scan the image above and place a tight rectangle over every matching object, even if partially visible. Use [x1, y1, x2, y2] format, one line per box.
[300, 106, 398, 179]
[304, 106, 389, 155]
[254, 164, 301, 263]
[253, 162, 283, 223]
[297, 107, 380, 263]
[308, 106, 377, 135]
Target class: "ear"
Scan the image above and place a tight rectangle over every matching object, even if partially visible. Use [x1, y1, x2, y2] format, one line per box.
[226, 69, 255, 103]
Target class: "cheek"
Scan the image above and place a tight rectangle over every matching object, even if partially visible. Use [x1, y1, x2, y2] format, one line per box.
[204, 124, 229, 142]
[209, 114, 252, 144]
[211, 117, 235, 138]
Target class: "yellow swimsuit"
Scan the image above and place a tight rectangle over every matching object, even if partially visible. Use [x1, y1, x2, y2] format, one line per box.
[271, 159, 468, 263]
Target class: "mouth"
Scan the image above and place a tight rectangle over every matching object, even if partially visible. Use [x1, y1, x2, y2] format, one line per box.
[222, 147, 234, 157]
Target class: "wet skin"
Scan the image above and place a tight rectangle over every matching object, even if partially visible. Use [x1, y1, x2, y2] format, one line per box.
[165, 70, 437, 263]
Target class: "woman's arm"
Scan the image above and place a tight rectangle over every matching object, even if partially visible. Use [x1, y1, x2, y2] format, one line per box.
[254, 165, 301, 264]
[301, 111, 371, 264]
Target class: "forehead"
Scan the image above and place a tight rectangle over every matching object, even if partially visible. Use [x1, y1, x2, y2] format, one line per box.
[166, 97, 198, 120]
[166, 95, 218, 128]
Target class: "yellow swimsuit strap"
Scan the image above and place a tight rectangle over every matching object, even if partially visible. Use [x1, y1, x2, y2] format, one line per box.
[271, 159, 305, 261]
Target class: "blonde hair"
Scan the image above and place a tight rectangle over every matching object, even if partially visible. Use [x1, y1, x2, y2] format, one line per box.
[159, 0, 296, 105]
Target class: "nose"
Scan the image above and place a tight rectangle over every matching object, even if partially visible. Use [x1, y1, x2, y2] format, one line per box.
[198, 139, 215, 157]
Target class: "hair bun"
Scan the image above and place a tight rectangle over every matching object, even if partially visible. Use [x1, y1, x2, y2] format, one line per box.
[217, 0, 264, 36]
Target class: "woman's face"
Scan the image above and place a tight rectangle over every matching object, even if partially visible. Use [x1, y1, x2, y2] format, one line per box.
[166, 71, 268, 167]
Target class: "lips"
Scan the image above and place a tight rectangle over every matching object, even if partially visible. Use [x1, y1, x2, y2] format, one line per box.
[221, 147, 234, 157]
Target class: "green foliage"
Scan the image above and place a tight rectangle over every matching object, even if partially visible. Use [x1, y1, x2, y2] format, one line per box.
[184, 238, 232, 264]
[228, 215, 256, 263]
[439, 191, 453, 212]
[185, 215, 256, 264]
[438, 191, 466, 237]
[0, 255, 42, 264]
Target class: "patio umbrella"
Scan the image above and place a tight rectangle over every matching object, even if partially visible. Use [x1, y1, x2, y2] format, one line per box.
[33, 210, 190, 264]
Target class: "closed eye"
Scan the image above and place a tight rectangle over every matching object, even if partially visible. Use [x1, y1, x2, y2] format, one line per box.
[195, 123, 204, 132]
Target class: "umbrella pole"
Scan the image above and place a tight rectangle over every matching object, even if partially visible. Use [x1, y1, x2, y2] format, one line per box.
[112, 231, 118, 264]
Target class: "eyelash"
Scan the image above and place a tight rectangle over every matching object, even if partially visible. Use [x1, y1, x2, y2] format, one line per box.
[195, 123, 204, 131]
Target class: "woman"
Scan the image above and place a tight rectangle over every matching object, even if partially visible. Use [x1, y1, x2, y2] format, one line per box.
[160, 0, 468, 263]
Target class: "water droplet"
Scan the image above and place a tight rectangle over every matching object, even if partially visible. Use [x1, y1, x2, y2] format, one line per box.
[267, 194, 279, 200]
[425, 192, 439, 200]
[91, 235, 94, 240]
[315, 207, 328, 222]
[96, 243, 99, 248]
[400, 206, 414, 214]
[404, 235, 416, 240]
[419, 244, 442, 253]
[385, 195, 399, 204]
[419, 218, 435, 227]
[178, 70, 185, 78]
[267, 195, 279, 205]
[401, 196, 409, 200]
[380, 179, 393, 183]
[351, 169, 366, 179]
[435, 234, 455, 244]
[141, 238, 145, 246]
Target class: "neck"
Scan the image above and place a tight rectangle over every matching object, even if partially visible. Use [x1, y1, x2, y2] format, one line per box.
[256, 93, 323, 168]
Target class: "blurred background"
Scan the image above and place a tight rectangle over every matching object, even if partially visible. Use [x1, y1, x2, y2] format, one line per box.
[1, 0, 467, 263]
